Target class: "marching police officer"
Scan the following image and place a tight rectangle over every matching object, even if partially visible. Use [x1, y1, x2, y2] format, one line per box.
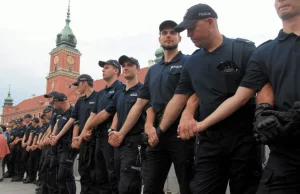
[158, 3, 276, 194]
[44, 91, 61, 194]
[113, 20, 197, 194]
[50, 93, 76, 194]
[193, 0, 300, 193]
[73, 60, 123, 194]
[51, 74, 98, 194]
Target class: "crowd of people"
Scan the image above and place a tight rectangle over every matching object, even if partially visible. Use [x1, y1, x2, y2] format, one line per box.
[1, 1, 300, 194]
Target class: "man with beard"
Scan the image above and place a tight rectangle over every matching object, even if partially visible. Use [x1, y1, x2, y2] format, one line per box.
[51, 74, 98, 194]
[109, 20, 197, 194]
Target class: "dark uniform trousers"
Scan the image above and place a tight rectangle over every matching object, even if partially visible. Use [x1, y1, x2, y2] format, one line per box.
[143, 123, 194, 194]
[57, 145, 77, 194]
[7, 146, 16, 176]
[116, 138, 145, 194]
[48, 146, 59, 194]
[39, 146, 51, 194]
[95, 131, 118, 194]
[190, 127, 261, 194]
[27, 149, 41, 180]
[14, 143, 23, 178]
[256, 139, 300, 194]
[19, 146, 29, 178]
[78, 140, 97, 194]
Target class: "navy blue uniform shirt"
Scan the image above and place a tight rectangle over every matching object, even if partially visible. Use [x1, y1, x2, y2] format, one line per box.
[105, 82, 145, 136]
[49, 108, 63, 132]
[138, 51, 189, 114]
[240, 30, 300, 162]
[56, 106, 74, 140]
[241, 30, 300, 111]
[91, 80, 124, 131]
[71, 91, 98, 132]
[176, 36, 256, 124]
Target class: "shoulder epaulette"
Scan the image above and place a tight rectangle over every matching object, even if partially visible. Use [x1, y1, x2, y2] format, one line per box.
[257, 39, 273, 49]
[235, 38, 255, 45]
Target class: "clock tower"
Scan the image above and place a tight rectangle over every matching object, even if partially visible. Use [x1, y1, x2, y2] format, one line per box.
[46, 1, 81, 94]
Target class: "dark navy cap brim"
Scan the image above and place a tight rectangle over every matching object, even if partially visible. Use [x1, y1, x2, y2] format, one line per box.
[174, 19, 198, 32]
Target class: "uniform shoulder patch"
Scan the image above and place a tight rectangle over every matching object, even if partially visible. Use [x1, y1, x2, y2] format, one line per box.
[257, 39, 273, 49]
[235, 38, 255, 45]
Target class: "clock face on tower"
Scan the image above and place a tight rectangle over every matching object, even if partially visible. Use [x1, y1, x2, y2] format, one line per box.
[67, 56, 75, 65]
[54, 56, 59, 65]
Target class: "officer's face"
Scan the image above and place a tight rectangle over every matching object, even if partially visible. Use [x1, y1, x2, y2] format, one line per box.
[45, 112, 52, 120]
[187, 18, 213, 48]
[24, 118, 31, 124]
[121, 61, 139, 80]
[275, 0, 300, 20]
[76, 81, 85, 95]
[102, 64, 118, 81]
[159, 28, 181, 50]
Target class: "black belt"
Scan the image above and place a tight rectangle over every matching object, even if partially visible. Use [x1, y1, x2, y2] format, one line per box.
[123, 135, 142, 145]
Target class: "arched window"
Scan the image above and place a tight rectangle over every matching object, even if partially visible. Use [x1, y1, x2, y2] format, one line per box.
[68, 66, 72, 72]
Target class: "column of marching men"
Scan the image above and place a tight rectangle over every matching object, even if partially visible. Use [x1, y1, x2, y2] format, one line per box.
[1, 1, 300, 194]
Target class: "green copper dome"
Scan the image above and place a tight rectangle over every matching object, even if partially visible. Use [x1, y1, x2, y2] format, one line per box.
[4, 85, 13, 106]
[56, 3, 77, 48]
[154, 46, 164, 62]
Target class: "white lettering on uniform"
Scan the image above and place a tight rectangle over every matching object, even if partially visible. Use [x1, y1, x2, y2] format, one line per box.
[130, 93, 137, 97]
[170, 65, 182, 70]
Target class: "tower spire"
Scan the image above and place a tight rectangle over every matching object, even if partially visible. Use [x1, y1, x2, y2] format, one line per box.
[65, 0, 71, 26]
[4, 84, 13, 107]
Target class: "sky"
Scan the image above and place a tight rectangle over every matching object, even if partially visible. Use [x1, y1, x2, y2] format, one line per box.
[0, 0, 282, 113]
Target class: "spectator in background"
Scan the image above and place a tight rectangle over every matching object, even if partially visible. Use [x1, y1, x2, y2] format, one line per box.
[0, 125, 10, 182]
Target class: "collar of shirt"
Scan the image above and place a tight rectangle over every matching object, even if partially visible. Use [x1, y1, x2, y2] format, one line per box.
[123, 82, 142, 93]
[158, 51, 183, 66]
[277, 29, 298, 42]
[83, 90, 97, 101]
[201, 35, 230, 56]
[105, 80, 121, 91]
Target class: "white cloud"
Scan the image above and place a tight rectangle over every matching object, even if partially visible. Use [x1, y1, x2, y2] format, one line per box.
[0, 0, 282, 107]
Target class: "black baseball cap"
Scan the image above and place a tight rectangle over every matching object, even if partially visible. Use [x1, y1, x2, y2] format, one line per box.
[43, 107, 52, 114]
[118, 55, 140, 68]
[44, 91, 59, 98]
[98, 60, 121, 73]
[32, 117, 40, 123]
[24, 114, 33, 119]
[175, 3, 218, 32]
[159, 20, 178, 32]
[72, 74, 94, 86]
[52, 93, 67, 102]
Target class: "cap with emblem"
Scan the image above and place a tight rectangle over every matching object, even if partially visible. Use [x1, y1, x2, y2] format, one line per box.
[24, 114, 33, 119]
[32, 117, 40, 123]
[44, 91, 59, 98]
[98, 60, 121, 75]
[72, 74, 94, 86]
[175, 3, 218, 32]
[118, 55, 140, 68]
[52, 93, 67, 102]
[159, 20, 178, 32]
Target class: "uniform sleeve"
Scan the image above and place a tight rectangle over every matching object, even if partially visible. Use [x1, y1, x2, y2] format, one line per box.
[239, 50, 269, 91]
[138, 67, 151, 100]
[175, 64, 194, 95]
[91, 92, 100, 114]
[105, 91, 119, 114]
[71, 99, 80, 120]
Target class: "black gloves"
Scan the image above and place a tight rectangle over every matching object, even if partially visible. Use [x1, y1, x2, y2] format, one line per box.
[254, 101, 300, 145]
